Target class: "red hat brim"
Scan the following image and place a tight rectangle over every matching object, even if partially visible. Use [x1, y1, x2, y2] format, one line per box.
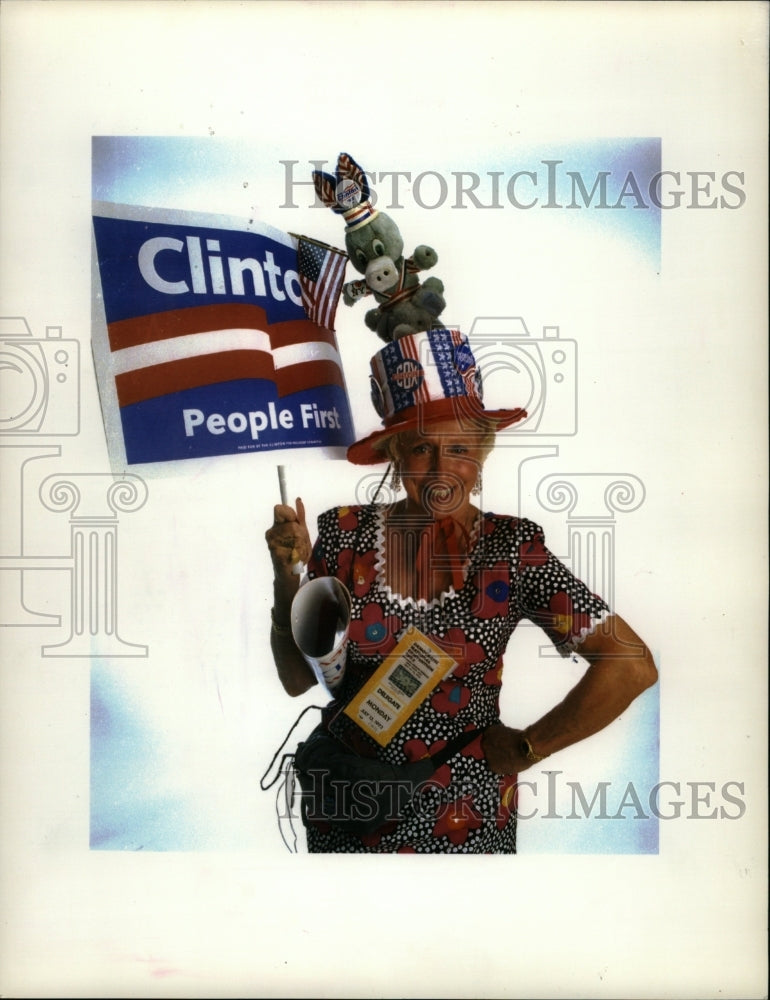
[346, 397, 528, 465]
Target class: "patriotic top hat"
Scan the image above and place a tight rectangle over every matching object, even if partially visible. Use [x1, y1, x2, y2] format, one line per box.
[346, 328, 527, 466]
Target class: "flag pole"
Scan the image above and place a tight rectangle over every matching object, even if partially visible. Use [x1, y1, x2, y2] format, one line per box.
[277, 464, 304, 575]
[289, 232, 348, 257]
[277, 465, 288, 506]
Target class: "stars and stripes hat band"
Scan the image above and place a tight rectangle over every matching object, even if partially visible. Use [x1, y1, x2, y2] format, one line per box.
[346, 328, 527, 465]
[341, 200, 379, 231]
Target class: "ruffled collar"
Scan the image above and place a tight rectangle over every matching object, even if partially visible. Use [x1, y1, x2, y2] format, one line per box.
[373, 505, 482, 609]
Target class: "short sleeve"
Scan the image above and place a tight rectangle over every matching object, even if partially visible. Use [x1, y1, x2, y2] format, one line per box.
[515, 521, 612, 656]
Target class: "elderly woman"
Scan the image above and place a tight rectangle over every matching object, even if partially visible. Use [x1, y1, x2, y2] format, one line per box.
[266, 329, 657, 853]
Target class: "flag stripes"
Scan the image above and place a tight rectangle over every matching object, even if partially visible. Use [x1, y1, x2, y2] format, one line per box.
[297, 237, 347, 330]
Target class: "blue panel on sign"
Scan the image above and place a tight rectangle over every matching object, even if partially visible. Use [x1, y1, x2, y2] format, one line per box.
[120, 380, 354, 465]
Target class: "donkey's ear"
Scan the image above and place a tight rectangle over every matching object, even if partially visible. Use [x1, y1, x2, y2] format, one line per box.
[312, 169, 340, 210]
[337, 152, 370, 202]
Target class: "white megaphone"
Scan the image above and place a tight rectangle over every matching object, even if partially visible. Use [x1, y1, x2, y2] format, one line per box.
[290, 577, 351, 693]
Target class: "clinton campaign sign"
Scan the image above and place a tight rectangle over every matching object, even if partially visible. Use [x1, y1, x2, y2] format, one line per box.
[92, 202, 354, 471]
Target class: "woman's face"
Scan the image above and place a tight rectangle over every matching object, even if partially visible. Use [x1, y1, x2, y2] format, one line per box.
[395, 420, 490, 520]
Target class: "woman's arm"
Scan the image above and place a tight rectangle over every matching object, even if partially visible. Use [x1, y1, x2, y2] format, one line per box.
[483, 613, 658, 773]
[265, 497, 318, 697]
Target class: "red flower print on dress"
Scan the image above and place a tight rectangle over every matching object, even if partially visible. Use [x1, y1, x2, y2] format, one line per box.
[359, 819, 399, 849]
[470, 562, 510, 619]
[548, 591, 593, 644]
[337, 548, 377, 597]
[435, 628, 485, 679]
[402, 738, 452, 788]
[432, 795, 483, 845]
[460, 729, 485, 760]
[431, 678, 471, 716]
[519, 532, 548, 568]
[483, 655, 505, 686]
[349, 603, 402, 655]
[305, 815, 332, 834]
[337, 506, 360, 532]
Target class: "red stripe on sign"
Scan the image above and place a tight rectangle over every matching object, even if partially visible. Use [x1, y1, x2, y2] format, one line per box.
[108, 303, 270, 351]
[115, 350, 275, 407]
[274, 359, 346, 397]
[269, 318, 337, 351]
[116, 353, 347, 408]
[108, 303, 337, 353]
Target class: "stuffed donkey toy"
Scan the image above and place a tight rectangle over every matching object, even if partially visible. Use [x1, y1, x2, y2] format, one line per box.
[313, 152, 446, 342]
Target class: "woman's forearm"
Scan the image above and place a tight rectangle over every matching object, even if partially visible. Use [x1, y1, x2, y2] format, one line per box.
[526, 647, 657, 759]
[483, 614, 657, 773]
[269, 625, 318, 696]
[270, 575, 318, 697]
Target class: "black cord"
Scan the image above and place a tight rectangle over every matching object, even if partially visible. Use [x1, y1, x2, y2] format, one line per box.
[276, 756, 299, 853]
[372, 462, 392, 504]
[259, 703, 322, 791]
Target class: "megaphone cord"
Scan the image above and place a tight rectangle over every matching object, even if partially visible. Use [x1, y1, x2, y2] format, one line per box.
[260, 702, 323, 791]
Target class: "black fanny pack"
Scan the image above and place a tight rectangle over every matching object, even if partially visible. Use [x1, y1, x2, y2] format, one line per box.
[294, 724, 479, 836]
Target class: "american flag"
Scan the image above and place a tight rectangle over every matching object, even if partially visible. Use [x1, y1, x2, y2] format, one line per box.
[297, 237, 347, 331]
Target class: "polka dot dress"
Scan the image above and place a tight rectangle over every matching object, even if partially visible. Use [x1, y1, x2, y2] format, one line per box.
[301, 505, 611, 853]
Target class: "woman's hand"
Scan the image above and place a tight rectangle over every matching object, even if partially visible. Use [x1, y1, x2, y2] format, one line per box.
[265, 497, 317, 696]
[265, 497, 311, 578]
[482, 724, 533, 775]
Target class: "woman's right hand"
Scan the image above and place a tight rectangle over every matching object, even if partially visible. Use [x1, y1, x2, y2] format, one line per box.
[482, 724, 531, 774]
[265, 497, 311, 578]
[265, 497, 318, 697]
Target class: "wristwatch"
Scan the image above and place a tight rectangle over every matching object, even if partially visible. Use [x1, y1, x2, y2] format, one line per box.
[520, 733, 547, 763]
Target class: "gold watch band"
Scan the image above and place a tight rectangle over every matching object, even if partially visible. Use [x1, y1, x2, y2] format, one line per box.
[521, 734, 547, 763]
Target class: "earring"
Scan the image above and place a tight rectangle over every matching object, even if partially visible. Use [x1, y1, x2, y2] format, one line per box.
[390, 466, 402, 492]
[472, 472, 482, 495]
